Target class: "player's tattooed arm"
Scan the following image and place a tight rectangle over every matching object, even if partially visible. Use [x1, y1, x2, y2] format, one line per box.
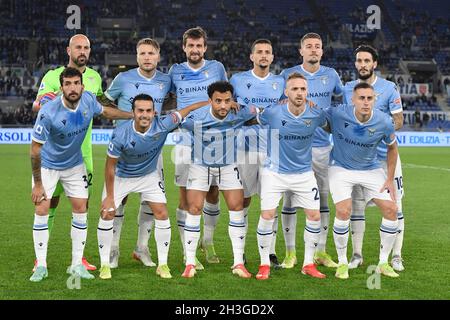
[30, 141, 46, 204]
[392, 112, 403, 130]
[97, 94, 118, 108]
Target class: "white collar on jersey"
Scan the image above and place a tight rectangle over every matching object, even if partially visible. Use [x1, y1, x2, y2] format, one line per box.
[286, 103, 306, 119]
[137, 68, 157, 81]
[209, 107, 228, 122]
[60, 95, 81, 112]
[353, 107, 374, 125]
[251, 70, 271, 81]
[300, 64, 321, 76]
[185, 60, 206, 72]
[357, 76, 378, 86]
[132, 120, 152, 136]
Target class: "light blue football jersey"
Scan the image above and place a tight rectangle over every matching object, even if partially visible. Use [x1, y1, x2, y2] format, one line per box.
[169, 60, 228, 146]
[107, 112, 182, 177]
[343, 76, 402, 161]
[32, 91, 103, 170]
[280, 65, 343, 147]
[230, 70, 285, 152]
[257, 103, 327, 174]
[169, 60, 227, 109]
[183, 104, 257, 167]
[105, 68, 172, 125]
[325, 104, 396, 170]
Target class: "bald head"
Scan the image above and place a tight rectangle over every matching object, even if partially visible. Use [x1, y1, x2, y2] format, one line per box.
[67, 34, 91, 68]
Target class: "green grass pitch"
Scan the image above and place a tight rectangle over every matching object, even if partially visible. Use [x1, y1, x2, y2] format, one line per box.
[0, 145, 449, 300]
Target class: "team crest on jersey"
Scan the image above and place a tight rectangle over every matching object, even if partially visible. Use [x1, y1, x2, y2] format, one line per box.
[153, 133, 161, 140]
[321, 76, 328, 85]
[203, 71, 209, 78]
[88, 77, 94, 82]
[83, 110, 88, 118]
[375, 92, 381, 101]
[303, 119, 312, 127]
[368, 128, 376, 136]
[159, 83, 164, 90]
[272, 82, 278, 90]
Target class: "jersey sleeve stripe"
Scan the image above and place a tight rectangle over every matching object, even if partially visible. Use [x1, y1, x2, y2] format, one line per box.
[32, 136, 46, 144]
[104, 91, 114, 102]
[390, 108, 403, 114]
[107, 153, 120, 159]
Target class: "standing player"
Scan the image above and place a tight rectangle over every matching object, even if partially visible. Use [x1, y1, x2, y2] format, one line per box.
[326, 82, 400, 279]
[32, 34, 104, 271]
[279, 33, 343, 269]
[169, 27, 227, 267]
[180, 81, 256, 278]
[100, 38, 172, 269]
[30, 67, 132, 282]
[229, 39, 285, 267]
[343, 45, 405, 271]
[255, 73, 327, 280]
[97, 94, 207, 280]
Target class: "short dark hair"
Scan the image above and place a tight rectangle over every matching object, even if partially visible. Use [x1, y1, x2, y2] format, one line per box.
[251, 39, 272, 53]
[207, 81, 234, 99]
[300, 32, 322, 48]
[131, 94, 154, 111]
[183, 26, 207, 47]
[136, 38, 160, 52]
[59, 67, 83, 86]
[353, 82, 374, 92]
[354, 44, 378, 62]
[286, 72, 307, 83]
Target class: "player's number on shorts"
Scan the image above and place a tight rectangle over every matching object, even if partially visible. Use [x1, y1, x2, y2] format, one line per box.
[234, 167, 240, 180]
[158, 181, 165, 193]
[82, 173, 93, 189]
[312, 187, 319, 200]
[395, 176, 403, 190]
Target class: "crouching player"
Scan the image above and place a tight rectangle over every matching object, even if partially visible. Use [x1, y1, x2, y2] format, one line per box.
[97, 94, 206, 280]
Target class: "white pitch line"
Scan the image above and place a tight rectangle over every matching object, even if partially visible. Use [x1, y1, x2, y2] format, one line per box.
[403, 163, 450, 172]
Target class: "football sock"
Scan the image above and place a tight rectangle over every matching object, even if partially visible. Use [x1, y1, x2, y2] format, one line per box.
[112, 204, 124, 249]
[379, 218, 399, 264]
[97, 218, 114, 266]
[269, 214, 278, 255]
[154, 219, 171, 265]
[281, 206, 297, 252]
[392, 201, 404, 257]
[202, 201, 220, 246]
[304, 219, 321, 266]
[33, 214, 49, 268]
[184, 213, 201, 266]
[257, 216, 274, 266]
[228, 210, 245, 266]
[333, 217, 350, 265]
[176, 208, 187, 256]
[137, 204, 154, 249]
[350, 199, 366, 256]
[317, 192, 330, 252]
[71, 212, 87, 267]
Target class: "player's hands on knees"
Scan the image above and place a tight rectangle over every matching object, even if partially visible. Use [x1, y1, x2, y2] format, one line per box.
[380, 180, 397, 202]
[101, 197, 116, 219]
[31, 184, 47, 205]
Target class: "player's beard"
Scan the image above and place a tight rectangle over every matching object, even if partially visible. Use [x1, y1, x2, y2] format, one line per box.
[358, 68, 374, 80]
[187, 53, 203, 65]
[65, 91, 82, 104]
[307, 57, 320, 65]
[73, 55, 88, 67]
